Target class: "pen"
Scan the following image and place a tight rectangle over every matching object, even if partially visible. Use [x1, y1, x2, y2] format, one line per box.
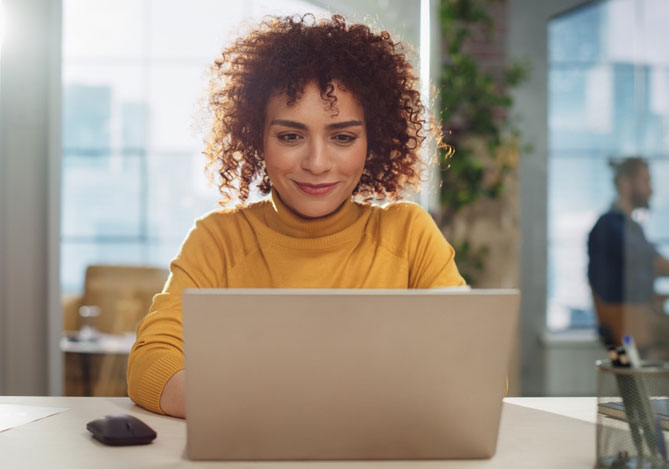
[608, 346, 644, 458]
[607, 345, 620, 366]
[621, 335, 667, 462]
[621, 336, 642, 369]
[616, 348, 629, 367]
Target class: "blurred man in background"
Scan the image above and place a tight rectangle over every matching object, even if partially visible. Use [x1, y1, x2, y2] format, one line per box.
[588, 157, 669, 356]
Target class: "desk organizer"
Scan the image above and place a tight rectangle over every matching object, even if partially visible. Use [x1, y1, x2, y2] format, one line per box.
[596, 360, 669, 468]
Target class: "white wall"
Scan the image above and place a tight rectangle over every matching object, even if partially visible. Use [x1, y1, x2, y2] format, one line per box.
[543, 331, 608, 396]
[0, 0, 62, 395]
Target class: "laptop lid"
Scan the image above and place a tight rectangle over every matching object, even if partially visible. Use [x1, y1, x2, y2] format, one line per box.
[182, 289, 519, 460]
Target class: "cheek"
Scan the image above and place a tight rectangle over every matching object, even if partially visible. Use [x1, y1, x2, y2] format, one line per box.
[264, 145, 299, 173]
[347, 147, 367, 176]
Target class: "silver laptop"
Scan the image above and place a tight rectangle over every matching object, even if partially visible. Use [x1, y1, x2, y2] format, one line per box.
[182, 289, 519, 461]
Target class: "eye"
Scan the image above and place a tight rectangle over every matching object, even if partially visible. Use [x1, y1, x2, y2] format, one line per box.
[277, 133, 302, 144]
[333, 134, 357, 145]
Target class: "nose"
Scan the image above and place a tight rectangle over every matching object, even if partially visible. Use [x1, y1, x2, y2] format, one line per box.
[300, 140, 332, 175]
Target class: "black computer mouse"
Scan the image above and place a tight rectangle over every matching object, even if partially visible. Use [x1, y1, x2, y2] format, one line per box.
[86, 413, 157, 446]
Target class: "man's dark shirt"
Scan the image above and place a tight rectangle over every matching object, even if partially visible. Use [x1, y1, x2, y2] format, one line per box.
[587, 206, 658, 303]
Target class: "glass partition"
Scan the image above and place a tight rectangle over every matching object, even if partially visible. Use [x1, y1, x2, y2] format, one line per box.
[547, 0, 669, 331]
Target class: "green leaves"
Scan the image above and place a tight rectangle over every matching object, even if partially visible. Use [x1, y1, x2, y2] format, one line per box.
[453, 240, 490, 285]
[438, 0, 528, 284]
[439, 146, 484, 210]
[438, 0, 527, 211]
[440, 0, 494, 31]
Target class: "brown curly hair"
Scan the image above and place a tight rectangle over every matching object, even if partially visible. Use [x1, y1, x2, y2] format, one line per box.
[205, 14, 434, 205]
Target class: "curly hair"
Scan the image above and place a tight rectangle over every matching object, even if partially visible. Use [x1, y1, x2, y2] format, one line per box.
[205, 14, 435, 205]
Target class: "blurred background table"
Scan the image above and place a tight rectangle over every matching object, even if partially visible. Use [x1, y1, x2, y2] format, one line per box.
[60, 331, 136, 396]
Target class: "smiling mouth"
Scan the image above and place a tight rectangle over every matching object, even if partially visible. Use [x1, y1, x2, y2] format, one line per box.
[293, 181, 339, 196]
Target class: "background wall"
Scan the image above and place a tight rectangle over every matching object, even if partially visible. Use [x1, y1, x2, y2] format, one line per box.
[508, 0, 602, 396]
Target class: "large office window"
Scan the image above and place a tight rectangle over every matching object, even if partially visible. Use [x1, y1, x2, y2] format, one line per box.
[61, 0, 329, 294]
[547, 0, 669, 330]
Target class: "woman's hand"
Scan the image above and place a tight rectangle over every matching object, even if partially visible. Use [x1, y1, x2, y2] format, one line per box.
[160, 370, 186, 418]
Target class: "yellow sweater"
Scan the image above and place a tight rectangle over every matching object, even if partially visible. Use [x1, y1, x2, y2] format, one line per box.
[127, 192, 465, 414]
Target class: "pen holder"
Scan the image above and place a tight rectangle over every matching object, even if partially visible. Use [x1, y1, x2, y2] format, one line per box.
[596, 360, 669, 469]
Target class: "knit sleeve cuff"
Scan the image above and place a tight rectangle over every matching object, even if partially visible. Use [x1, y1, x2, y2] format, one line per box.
[130, 352, 184, 415]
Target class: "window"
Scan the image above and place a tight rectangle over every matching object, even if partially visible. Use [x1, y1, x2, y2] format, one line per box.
[61, 0, 329, 293]
[547, 0, 669, 330]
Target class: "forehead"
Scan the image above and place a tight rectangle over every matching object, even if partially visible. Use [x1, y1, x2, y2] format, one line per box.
[264, 81, 363, 120]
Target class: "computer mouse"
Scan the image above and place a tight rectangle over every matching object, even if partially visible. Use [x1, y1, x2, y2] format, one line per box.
[86, 413, 157, 446]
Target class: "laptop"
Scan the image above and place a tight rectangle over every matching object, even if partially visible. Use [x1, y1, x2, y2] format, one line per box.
[182, 288, 519, 460]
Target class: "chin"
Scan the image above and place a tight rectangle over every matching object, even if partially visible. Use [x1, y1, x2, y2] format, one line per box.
[278, 187, 348, 219]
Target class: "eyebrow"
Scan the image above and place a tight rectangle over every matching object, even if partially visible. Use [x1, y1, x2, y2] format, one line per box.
[269, 119, 364, 130]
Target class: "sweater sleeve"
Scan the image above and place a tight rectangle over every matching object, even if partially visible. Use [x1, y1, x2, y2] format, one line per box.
[405, 205, 466, 289]
[127, 215, 225, 414]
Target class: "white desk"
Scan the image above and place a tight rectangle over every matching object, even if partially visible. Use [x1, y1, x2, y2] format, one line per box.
[0, 396, 597, 468]
[60, 332, 136, 355]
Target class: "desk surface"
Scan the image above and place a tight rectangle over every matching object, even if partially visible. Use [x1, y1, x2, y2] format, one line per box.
[0, 396, 596, 468]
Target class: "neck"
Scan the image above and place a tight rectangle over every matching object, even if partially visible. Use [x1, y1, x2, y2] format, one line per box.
[616, 197, 634, 217]
[265, 188, 362, 238]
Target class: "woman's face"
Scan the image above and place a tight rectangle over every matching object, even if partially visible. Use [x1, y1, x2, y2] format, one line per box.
[262, 81, 367, 219]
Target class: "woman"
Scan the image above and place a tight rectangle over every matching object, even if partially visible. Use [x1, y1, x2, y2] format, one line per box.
[127, 14, 465, 418]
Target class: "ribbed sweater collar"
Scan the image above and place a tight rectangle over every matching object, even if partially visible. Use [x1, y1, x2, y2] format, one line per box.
[264, 188, 363, 239]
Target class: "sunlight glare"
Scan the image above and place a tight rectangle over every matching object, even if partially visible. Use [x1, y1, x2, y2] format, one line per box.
[419, 0, 431, 209]
[0, 2, 5, 52]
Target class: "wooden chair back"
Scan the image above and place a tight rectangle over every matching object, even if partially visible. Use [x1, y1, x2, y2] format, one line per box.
[80, 264, 168, 334]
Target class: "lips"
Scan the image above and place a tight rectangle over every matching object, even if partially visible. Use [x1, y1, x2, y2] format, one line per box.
[294, 181, 339, 196]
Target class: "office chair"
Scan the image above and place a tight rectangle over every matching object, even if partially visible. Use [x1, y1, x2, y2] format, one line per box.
[62, 264, 168, 396]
